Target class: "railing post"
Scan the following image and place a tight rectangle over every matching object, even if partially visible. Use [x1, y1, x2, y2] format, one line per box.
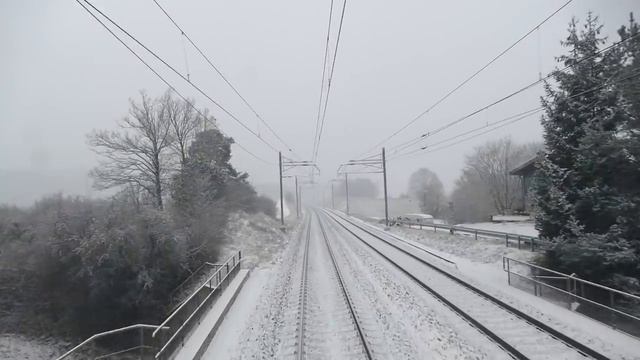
[139, 326, 144, 359]
[505, 233, 509, 247]
[531, 237, 535, 251]
[475, 230, 478, 240]
[517, 235, 521, 249]
[506, 259, 511, 286]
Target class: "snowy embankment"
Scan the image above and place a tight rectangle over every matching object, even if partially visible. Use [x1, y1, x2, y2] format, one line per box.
[367, 220, 640, 360]
[204, 214, 304, 358]
[221, 211, 290, 267]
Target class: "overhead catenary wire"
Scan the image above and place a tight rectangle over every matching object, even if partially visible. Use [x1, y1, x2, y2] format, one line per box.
[75, 0, 273, 165]
[151, 0, 300, 158]
[81, 0, 283, 155]
[389, 69, 640, 162]
[388, 109, 544, 161]
[384, 30, 640, 156]
[311, 0, 335, 162]
[355, 0, 574, 159]
[312, 0, 348, 163]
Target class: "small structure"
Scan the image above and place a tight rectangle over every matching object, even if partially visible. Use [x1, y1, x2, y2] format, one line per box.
[509, 155, 540, 214]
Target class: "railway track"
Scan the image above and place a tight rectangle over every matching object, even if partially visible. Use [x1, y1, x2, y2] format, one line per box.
[296, 211, 373, 360]
[315, 211, 373, 359]
[295, 215, 312, 359]
[322, 209, 609, 360]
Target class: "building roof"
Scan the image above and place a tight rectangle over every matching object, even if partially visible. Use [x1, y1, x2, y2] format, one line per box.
[509, 155, 540, 176]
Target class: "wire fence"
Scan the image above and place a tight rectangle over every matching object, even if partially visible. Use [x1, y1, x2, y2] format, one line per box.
[503, 256, 640, 338]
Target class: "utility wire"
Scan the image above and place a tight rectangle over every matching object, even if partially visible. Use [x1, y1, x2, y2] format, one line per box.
[313, 0, 348, 162]
[75, 0, 273, 165]
[355, 0, 574, 159]
[389, 70, 640, 161]
[311, 0, 335, 161]
[388, 109, 544, 161]
[82, 0, 282, 154]
[151, 0, 300, 158]
[384, 30, 640, 155]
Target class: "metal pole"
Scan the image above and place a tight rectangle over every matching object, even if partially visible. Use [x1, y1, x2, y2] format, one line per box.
[331, 182, 335, 209]
[345, 173, 350, 215]
[382, 147, 389, 227]
[295, 176, 299, 218]
[278, 152, 284, 226]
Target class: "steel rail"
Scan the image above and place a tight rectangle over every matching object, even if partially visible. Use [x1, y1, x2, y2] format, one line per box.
[296, 215, 312, 359]
[324, 209, 608, 360]
[314, 211, 374, 360]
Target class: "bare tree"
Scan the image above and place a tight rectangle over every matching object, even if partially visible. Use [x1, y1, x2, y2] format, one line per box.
[465, 137, 539, 214]
[89, 92, 174, 210]
[407, 168, 445, 217]
[166, 92, 203, 167]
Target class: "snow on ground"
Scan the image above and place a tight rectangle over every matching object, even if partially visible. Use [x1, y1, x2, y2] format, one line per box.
[222, 211, 291, 267]
[458, 221, 539, 237]
[276, 199, 291, 219]
[203, 214, 305, 358]
[362, 217, 640, 359]
[0, 334, 67, 360]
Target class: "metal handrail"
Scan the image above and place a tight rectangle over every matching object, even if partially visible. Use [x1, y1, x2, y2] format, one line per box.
[169, 262, 221, 302]
[152, 254, 238, 338]
[507, 270, 640, 322]
[152, 251, 242, 359]
[503, 256, 640, 301]
[394, 218, 552, 251]
[397, 218, 537, 240]
[55, 324, 168, 360]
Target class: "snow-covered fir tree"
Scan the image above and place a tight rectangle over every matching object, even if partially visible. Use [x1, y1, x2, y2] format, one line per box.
[534, 13, 640, 291]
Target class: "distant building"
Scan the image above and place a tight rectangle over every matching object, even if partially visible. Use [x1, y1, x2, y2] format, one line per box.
[509, 155, 540, 214]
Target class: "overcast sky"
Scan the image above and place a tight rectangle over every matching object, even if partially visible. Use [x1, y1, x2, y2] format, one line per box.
[1, 0, 637, 205]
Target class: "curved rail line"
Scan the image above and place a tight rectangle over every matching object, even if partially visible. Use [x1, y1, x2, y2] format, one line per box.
[314, 211, 374, 360]
[296, 216, 312, 360]
[322, 209, 608, 360]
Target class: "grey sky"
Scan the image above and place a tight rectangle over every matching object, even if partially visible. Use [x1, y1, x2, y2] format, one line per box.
[1, 0, 637, 205]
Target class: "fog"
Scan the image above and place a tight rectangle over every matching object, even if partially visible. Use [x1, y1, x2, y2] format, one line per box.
[1, 0, 636, 206]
